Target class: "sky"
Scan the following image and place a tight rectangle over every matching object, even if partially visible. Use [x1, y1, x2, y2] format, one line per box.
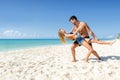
[0, 0, 120, 39]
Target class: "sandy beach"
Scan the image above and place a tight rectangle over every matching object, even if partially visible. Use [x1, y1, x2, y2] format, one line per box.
[0, 39, 120, 80]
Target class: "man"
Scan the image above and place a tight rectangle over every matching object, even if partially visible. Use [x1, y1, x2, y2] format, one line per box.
[69, 15, 101, 62]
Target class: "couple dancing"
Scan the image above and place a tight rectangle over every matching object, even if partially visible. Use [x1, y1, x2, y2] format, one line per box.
[58, 16, 115, 63]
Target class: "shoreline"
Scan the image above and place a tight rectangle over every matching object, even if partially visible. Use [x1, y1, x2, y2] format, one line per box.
[0, 39, 116, 53]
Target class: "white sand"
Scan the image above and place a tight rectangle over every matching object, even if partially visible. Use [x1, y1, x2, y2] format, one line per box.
[0, 39, 120, 80]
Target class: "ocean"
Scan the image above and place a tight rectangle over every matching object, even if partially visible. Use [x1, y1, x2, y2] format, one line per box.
[0, 39, 72, 52]
[0, 38, 114, 52]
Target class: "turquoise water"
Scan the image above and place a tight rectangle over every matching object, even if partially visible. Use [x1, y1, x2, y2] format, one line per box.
[0, 38, 114, 52]
[0, 39, 73, 52]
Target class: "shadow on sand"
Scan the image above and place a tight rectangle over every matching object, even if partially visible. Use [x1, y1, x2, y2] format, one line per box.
[89, 55, 120, 61]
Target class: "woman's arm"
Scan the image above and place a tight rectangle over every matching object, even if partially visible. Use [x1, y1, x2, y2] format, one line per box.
[65, 23, 84, 39]
[64, 34, 77, 40]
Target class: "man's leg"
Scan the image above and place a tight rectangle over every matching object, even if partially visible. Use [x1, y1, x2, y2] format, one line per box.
[71, 43, 79, 62]
[81, 41, 95, 63]
[92, 50, 101, 60]
[89, 43, 101, 60]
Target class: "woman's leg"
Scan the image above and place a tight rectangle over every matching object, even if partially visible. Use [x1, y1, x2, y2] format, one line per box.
[90, 39, 115, 45]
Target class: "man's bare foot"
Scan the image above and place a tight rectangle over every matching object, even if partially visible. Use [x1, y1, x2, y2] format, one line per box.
[85, 61, 89, 63]
[72, 60, 78, 62]
[98, 59, 102, 62]
[98, 57, 102, 60]
[97, 57, 102, 62]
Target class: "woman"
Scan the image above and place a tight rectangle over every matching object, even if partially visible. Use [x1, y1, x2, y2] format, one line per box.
[58, 29, 114, 62]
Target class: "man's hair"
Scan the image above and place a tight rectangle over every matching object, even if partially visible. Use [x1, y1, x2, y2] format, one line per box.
[69, 15, 78, 21]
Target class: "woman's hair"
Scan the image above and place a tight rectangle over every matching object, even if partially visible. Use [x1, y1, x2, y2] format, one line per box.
[58, 29, 66, 43]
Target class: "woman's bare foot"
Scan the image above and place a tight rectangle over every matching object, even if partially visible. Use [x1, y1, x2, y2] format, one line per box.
[109, 41, 116, 46]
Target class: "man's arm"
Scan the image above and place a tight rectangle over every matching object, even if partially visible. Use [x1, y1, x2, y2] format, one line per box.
[73, 24, 84, 35]
[69, 26, 75, 34]
[66, 23, 84, 38]
[69, 25, 84, 37]
[85, 24, 98, 40]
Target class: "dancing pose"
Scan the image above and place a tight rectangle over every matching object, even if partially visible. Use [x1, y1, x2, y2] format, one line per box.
[58, 29, 114, 62]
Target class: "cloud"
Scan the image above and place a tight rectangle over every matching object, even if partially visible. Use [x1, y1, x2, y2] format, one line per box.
[0, 29, 27, 38]
[98, 34, 117, 40]
[106, 35, 114, 39]
[3, 30, 21, 36]
[0, 29, 56, 39]
[106, 34, 117, 39]
[100, 34, 117, 39]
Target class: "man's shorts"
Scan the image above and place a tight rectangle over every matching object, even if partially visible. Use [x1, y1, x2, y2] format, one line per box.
[73, 36, 92, 46]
